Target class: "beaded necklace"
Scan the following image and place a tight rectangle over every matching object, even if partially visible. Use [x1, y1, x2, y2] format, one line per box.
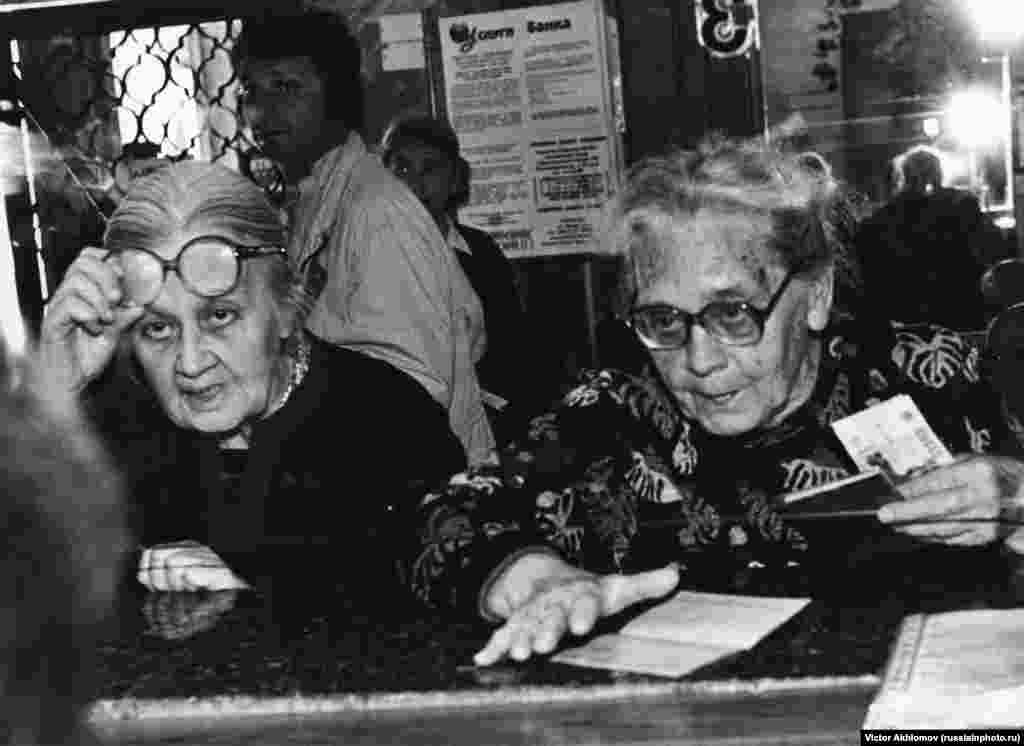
[225, 337, 311, 449]
[271, 336, 311, 415]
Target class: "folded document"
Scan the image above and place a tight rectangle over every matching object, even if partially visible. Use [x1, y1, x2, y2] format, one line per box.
[551, 591, 810, 678]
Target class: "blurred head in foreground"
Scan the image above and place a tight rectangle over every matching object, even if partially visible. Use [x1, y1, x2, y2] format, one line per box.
[0, 339, 129, 745]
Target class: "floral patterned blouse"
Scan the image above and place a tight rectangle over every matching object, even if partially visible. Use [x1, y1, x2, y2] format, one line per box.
[407, 319, 1013, 618]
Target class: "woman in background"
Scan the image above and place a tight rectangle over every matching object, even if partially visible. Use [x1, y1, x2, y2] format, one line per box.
[381, 114, 546, 438]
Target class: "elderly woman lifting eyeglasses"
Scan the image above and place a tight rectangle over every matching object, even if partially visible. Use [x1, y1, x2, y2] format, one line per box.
[38, 161, 465, 597]
[404, 136, 1024, 665]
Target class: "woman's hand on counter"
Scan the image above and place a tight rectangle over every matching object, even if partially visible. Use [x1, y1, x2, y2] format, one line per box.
[474, 554, 679, 666]
[137, 540, 250, 592]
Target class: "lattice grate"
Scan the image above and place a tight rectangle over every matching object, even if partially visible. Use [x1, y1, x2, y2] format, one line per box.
[7, 18, 277, 292]
[16, 19, 249, 177]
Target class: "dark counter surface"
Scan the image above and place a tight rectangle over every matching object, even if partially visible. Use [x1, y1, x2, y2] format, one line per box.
[89, 533, 1024, 721]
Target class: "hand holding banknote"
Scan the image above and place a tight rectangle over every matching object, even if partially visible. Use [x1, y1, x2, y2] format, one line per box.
[825, 395, 1024, 548]
[879, 454, 1024, 546]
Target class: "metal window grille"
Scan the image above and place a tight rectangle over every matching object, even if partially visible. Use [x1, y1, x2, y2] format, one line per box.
[15, 18, 248, 170]
[8, 17, 266, 295]
[108, 21, 245, 167]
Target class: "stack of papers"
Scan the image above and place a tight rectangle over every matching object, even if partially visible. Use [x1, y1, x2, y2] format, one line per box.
[864, 609, 1024, 729]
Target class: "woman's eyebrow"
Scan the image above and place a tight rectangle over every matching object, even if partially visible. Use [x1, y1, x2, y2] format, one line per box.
[706, 286, 752, 301]
[198, 290, 248, 313]
[139, 305, 175, 322]
[637, 284, 748, 308]
[204, 293, 243, 305]
[703, 278, 767, 301]
[704, 267, 773, 302]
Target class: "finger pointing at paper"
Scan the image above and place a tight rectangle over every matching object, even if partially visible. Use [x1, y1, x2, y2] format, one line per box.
[878, 455, 1024, 546]
[473, 553, 680, 666]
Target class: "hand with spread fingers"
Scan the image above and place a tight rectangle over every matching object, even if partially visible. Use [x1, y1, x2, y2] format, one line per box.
[38, 246, 145, 393]
[473, 553, 679, 666]
[879, 455, 1024, 546]
[137, 540, 250, 592]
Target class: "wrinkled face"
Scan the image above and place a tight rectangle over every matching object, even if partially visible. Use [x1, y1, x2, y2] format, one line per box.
[239, 56, 331, 180]
[129, 231, 292, 434]
[384, 139, 456, 221]
[636, 209, 833, 436]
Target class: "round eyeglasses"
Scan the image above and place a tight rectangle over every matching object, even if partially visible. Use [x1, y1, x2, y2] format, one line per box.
[109, 235, 287, 306]
[626, 272, 794, 350]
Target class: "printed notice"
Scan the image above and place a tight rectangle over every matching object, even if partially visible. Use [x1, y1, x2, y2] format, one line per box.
[439, 0, 623, 258]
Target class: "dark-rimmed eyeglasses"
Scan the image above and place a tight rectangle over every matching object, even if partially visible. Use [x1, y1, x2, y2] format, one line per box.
[109, 235, 287, 306]
[626, 272, 794, 350]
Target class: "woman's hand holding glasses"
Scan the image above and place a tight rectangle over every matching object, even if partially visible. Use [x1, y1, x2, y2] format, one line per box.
[38, 246, 145, 394]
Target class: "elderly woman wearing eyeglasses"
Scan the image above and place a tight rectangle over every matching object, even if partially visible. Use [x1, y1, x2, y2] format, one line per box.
[39, 161, 465, 595]
[406, 136, 1024, 665]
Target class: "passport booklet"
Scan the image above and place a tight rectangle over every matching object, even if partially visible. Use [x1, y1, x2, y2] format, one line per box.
[775, 468, 901, 520]
[778, 394, 954, 521]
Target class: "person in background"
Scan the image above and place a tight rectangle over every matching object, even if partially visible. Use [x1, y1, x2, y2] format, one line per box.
[401, 135, 1024, 665]
[380, 114, 535, 440]
[0, 337, 128, 745]
[232, 9, 495, 465]
[854, 144, 1007, 331]
[38, 161, 464, 596]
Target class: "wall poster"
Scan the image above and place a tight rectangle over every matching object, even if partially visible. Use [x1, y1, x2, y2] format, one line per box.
[439, 0, 623, 258]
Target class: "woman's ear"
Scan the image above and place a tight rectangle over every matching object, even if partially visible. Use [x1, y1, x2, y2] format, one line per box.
[805, 265, 835, 332]
[276, 302, 299, 343]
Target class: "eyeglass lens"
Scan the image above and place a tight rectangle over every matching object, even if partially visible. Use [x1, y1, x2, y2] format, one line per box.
[115, 241, 241, 305]
[117, 250, 164, 305]
[179, 240, 239, 296]
[632, 303, 760, 348]
[631, 273, 792, 349]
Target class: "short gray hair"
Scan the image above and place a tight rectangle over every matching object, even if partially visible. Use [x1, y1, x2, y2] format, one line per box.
[605, 135, 859, 316]
[103, 161, 313, 334]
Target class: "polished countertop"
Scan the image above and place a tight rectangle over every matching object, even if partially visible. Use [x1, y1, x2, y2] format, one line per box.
[89, 531, 1024, 723]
